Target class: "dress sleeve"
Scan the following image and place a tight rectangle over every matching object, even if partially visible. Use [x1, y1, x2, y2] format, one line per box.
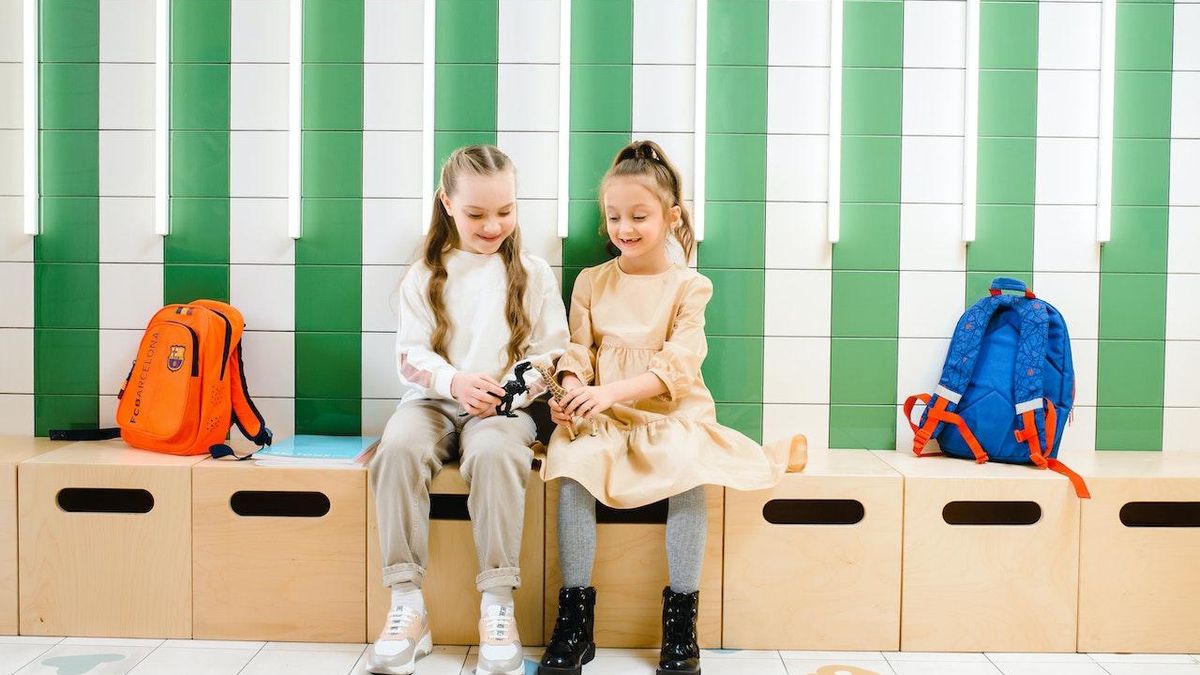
[395, 267, 459, 400]
[553, 267, 597, 386]
[647, 274, 713, 402]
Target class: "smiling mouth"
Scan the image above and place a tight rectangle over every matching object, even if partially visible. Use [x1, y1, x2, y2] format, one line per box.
[618, 237, 642, 246]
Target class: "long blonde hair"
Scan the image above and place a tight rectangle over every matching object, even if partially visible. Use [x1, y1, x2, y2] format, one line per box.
[422, 145, 530, 371]
[599, 139, 695, 262]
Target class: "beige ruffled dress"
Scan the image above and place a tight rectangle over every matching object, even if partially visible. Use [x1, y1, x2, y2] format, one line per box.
[540, 258, 794, 509]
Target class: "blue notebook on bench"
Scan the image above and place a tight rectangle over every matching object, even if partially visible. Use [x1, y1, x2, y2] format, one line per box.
[253, 435, 380, 466]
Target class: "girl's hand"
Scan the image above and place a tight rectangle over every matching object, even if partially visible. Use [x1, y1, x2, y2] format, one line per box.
[451, 372, 506, 416]
[560, 374, 584, 392]
[561, 385, 618, 420]
[548, 398, 573, 427]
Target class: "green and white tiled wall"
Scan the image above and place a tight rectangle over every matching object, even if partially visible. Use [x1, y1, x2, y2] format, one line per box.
[1, 0, 1197, 452]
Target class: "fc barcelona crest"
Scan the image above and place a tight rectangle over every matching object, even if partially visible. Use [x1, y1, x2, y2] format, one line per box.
[167, 345, 186, 372]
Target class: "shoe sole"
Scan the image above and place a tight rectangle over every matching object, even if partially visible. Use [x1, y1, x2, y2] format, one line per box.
[537, 643, 596, 675]
[365, 631, 433, 675]
[655, 667, 700, 675]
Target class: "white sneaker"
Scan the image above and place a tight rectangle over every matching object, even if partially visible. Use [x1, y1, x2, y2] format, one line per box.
[365, 605, 432, 675]
[476, 604, 524, 675]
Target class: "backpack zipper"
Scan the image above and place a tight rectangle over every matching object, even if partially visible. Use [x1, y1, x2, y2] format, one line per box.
[165, 321, 200, 377]
[201, 308, 233, 381]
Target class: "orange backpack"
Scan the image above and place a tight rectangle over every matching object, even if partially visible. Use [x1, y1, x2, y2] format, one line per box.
[51, 300, 272, 458]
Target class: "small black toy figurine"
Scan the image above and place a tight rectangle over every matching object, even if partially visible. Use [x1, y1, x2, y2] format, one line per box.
[495, 361, 535, 417]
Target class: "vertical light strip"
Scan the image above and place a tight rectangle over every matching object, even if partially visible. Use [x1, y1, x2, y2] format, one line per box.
[962, 0, 980, 242]
[420, 0, 436, 233]
[826, 0, 843, 243]
[22, 0, 38, 235]
[1096, 0, 1117, 244]
[154, 0, 169, 235]
[288, 0, 302, 238]
[692, 0, 707, 242]
[556, 0, 571, 238]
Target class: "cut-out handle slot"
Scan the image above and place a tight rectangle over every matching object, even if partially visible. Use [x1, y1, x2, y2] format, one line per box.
[762, 499, 865, 525]
[1120, 502, 1200, 528]
[942, 501, 1041, 526]
[229, 491, 330, 517]
[57, 488, 154, 514]
[430, 494, 470, 521]
[598, 499, 668, 525]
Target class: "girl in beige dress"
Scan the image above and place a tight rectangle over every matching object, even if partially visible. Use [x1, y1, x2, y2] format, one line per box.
[537, 140, 800, 675]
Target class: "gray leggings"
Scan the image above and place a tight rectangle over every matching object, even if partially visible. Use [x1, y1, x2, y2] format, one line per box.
[557, 478, 707, 594]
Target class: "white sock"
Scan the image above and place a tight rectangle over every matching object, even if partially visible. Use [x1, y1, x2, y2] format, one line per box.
[481, 587, 514, 615]
[390, 581, 425, 615]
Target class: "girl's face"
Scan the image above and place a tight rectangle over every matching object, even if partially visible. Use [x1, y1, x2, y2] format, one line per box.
[603, 177, 680, 264]
[441, 171, 517, 255]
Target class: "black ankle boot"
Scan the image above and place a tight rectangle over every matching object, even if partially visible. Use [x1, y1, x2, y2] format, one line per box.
[539, 586, 597, 674]
[657, 586, 701, 674]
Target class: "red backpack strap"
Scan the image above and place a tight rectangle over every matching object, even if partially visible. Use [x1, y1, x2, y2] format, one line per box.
[1015, 399, 1090, 498]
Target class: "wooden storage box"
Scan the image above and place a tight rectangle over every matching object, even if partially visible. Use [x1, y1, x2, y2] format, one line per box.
[18, 440, 204, 638]
[723, 449, 902, 650]
[192, 460, 367, 642]
[1, 437, 66, 635]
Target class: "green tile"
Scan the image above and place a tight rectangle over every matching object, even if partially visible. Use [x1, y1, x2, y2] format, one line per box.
[830, 337, 897, 405]
[707, 66, 767, 134]
[1096, 339, 1165, 407]
[706, 134, 767, 202]
[434, 131, 499, 185]
[303, 0, 364, 63]
[304, 64, 364, 130]
[295, 266, 362, 332]
[563, 200, 613, 268]
[715, 403, 763, 444]
[829, 404, 896, 450]
[696, 202, 765, 269]
[1112, 138, 1170, 206]
[1099, 273, 1166, 340]
[1095, 407, 1163, 451]
[978, 69, 1038, 138]
[1116, 3, 1174, 72]
[571, 65, 632, 133]
[976, 137, 1035, 205]
[842, 1, 904, 68]
[965, 271, 1032, 307]
[40, 0, 99, 63]
[979, 2, 1039, 70]
[841, 68, 902, 136]
[295, 398, 362, 436]
[295, 332, 362, 399]
[840, 136, 900, 204]
[1114, 70, 1173, 139]
[171, 0, 230, 63]
[967, 205, 1034, 272]
[572, 0, 632, 65]
[1101, 207, 1168, 274]
[171, 64, 230, 130]
[570, 132, 631, 200]
[34, 329, 98, 396]
[303, 131, 363, 198]
[163, 263, 229, 304]
[36, 198, 99, 263]
[40, 64, 98, 129]
[297, 199, 363, 265]
[35, 264, 98, 329]
[40, 131, 98, 197]
[832, 204, 899, 270]
[166, 198, 229, 264]
[435, 0, 497, 64]
[434, 64, 497, 132]
[701, 269, 764, 337]
[701, 336, 763, 403]
[35, 395, 99, 437]
[171, 131, 229, 197]
[831, 272, 898, 338]
[708, 0, 767, 66]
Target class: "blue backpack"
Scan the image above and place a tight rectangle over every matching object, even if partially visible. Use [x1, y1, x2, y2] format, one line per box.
[904, 277, 1090, 498]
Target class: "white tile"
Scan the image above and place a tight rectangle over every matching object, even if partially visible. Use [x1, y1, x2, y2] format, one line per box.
[1058, 404, 1096, 454]
[1036, 137, 1099, 206]
[362, 398, 402, 436]
[498, 131, 559, 199]
[229, 397, 293, 455]
[1168, 208, 1200, 273]
[1068, 337, 1098, 407]
[1165, 341, 1200, 407]
[0, 0, 20, 62]
[764, 337, 831, 404]
[0, 63, 23, 128]
[99, 264, 163, 330]
[1032, 272, 1099, 339]
[1171, 139, 1200, 206]
[362, 264, 405, 333]
[100, 0, 155, 63]
[517, 198, 562, 266]
[1033, 205, 1101, 272]
[356, 646, 468, 674]
[0, 262, 32, 327]
[230, 131, 288, 198]
[230, 264, 294, 332]
[240, 331, 295, 399]
[362, 199, 424, 264]
[229, 198, 293, 265]
[364, 0, 424, 64]
[0, 642, 55, 673]
[363, 131, 423, 199]
[1089, 654, 1200, 664]
[61, 639, 165, 648]
[766, 134, 829, 202]
[632, 65, 696, 133]
[0, 130, 22, 196]
[779, 652, 888, 662]
[0, 394, 32, 435]
[1163, 407, 1200, 452]
[1100, 665, 1200, 675]
[1038, 3, 1102, 70]
[128, 646, 258, 675]
[0, 328, 32, 393]
[0, 197, 35, 261]
[904, 1, 965, 68]
[1177, 5, 1200, 70]
[98, 329, 142, 395]
[701, 657, 789, 675]
[239, 647, 362, 675]
[159, 640, 266, 651]
[899, 272, 965, 338]
[994, 663, 1108, 675]
[1167, 274, 1200, 339]
[987, 653, 1098, 664]
[633, 0, 695, 64]
[897, 338, 952, 403]
[230, 64, 289, 130]
[231, 0, 290, 63]
[765, 269, 831, 336]
[98, 393, 114, 427]
[499, 0, 559, 64]
[769, 0, 831, 67]
[14, 644, 154, 675]
[100, 198, 161, 263]
[888, 662, 1001, 675]
[785, 658, 896, 675]
[363, 332, 406, 399]
[765, 202, 832, 270]
[99, 131, 155, 197]
[363, 64, 423, 131]
[884, 653, 991, 663]
[768, 67, 830, 135]
[701, 649, 784, 660]
[901, 136, 964, 205]
[261, 642, 367, 653]
[899, 204, 967, 271]
[99, 63, 154, 130]
[902, 68, 965, 137]
[647, 132, 695, 200]
[1174, 72, 1200, 139]
[1037, 70, 1100, 138]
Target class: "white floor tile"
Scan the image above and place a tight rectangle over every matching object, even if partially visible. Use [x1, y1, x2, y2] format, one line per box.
[361, 264, 405, 333]
[240, 647, 362, 675]
[986, 653, 1095, 663]
[889, 662, 1000, 675]
[14, 644, 153, 675]
[769, 0, 830, 67]
[769, 67, 830, 135]
[902, 68, 965, 137]
[1099, 665, 1200, 675]
[261, 642, 368, 653]
[100, 0, 155, 63]
[363, 64, 423, 132]
[363, 0, 424, 64]
[901, 136, 964, 205]
[766, 135, 829, 203]
[0, 643, 56, 675]
[885, 652, 991, 662]
[127, 646, 258, 674]
[229, 198, 293, 265]
[780, 652, 888, 662]
[764, 403, 829, 450]
[1038, 2, 1102, 70]
[904, 1, 966, 68]
[0, 638, 64, 646]
[1088, 653, 1198, 664]
[363, 131, 423, 199]
[765, 270, 831, 337]
[230, 64, 289, 131]
[497, 132, 559, 199]
[785, 658, 896, 674]
[633, 0, 695, 65]
[498, 0, 559, 64]
[0, 328, 32, 393]
[702, 656, 789, 675]
[99, 64, 155, 131]
[993, 663, 1107, 675]
[764, 337, 831, 404]
[99, 198, 161, 264]
[498, 65, 559, 133]
[240, 331, 295, 399]
[159, 640, 266, 651]
[230, 131, 288, 198]
[59, 638, 164, 649]
[703, 649, 786, 660]
[231, 0, 290, 63]
[98, 264, 163, 330]
[99, 131, 155, 198]
[362, 199, 424, 265]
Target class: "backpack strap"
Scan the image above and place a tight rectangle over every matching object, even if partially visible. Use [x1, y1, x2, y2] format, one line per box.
[48, 428, 121, 441]
[209, 343, 273, 461]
